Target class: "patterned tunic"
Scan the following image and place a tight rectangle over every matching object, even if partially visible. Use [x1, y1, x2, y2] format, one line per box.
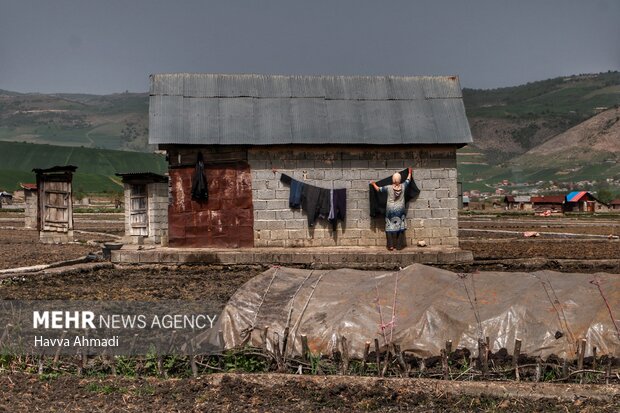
[380, 179, 410, 233]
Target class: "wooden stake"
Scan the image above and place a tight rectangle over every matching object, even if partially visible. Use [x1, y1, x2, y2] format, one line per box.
[606, 358, 612, 385]
[381, 344, 391, 377]
[262, 326, 270, 352]
[374, 338, 382, 376]
[535, 359, 542, 382]
[340, 336, 349, 375]
[592, 346, 597, 370]
[301, 334, 309, 362]
[513, 339, 521, 381]
[53, 331, 67, 365]
[361, 341, 370, 375]
[478, 339, 488, 376]
[157, 355, 164, 377]
[441, 349, 449, 380]
[578, 338, 586, 383]
[218, 330, 225, 352]
[562, 359, 568, 380]
[444, 340, 452, 380]
[393, 343, 408, 376]
[281, 327, 290, 359]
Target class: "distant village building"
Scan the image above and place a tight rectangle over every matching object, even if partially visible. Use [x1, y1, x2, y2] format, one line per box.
[610, 199, 620, 211]
[20, 183, 38, 229]
[149, 73, 473, 249]
[34, 166, 76, 243]
[116, 172, 169, 244]
[564, 191, 609, 213]
[504, 195, 531, 210]
[530, 195, 565, 212]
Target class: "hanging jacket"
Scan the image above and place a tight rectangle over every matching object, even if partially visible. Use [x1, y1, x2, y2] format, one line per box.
[280, 173, 304, 209]
[191, 152, 208, 201]
[302, 184, 330, 227]
[328, 188, 347, 231]
[369, 168, 420, 217]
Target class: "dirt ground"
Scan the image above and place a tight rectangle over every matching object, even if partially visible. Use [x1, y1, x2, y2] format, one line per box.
[0, 212, 122, 270]
[459, 216, 619, 269]
[0, 229, 95, 270]
[0, 373, 617, 413]
[1, 212, 619, 411]
[0, 266, 258, 306]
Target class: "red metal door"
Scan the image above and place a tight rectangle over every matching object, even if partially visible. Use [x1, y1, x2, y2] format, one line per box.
[168, 161, 253, 248]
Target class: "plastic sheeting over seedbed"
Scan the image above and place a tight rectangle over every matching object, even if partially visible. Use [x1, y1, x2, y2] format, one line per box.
[205, 264, 620, 360]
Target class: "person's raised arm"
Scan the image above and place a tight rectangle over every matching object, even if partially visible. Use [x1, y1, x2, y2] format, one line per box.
[370, 180, 380, 192]
[407, 167, 412, 181]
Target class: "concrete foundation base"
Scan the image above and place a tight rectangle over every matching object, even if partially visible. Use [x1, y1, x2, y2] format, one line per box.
[39, 230, 74, 244]
[111, 245, 473, 268]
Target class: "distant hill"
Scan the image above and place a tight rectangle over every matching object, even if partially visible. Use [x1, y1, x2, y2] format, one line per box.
[0, 91, 149, 151]
[0, 141, 166, 194]
[2, 71, 620, 194]
[459, 71, 620, 191]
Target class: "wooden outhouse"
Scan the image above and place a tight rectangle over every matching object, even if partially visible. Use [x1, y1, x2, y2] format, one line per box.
[33, 166, 77, 243]
[116, 172, 169, 244]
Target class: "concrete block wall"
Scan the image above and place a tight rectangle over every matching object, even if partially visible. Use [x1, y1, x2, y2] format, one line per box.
[248, 146, 459, 248]
[24, 191, 38, 229]
[147, 182, 169, 244]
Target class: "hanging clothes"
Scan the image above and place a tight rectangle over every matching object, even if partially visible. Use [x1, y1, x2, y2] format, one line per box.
[191, 152, 208, 201]
[369, 169, 420, 217]
[301, 184, 330, 227]
[280, 173, 304, 209]
[328, 188, 347, 231]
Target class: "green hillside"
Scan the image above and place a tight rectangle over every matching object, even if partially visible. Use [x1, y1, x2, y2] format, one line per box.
[0, 141, 166, 194]
[459, 71, 620, 192]
[2, 71, 620, 195]
[0, 92, 149, 151]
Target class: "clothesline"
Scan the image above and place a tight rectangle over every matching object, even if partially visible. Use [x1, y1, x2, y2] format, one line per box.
[279, 173, 346, 230]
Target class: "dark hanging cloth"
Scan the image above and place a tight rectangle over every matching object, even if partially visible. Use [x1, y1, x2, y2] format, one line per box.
[369, 169, 420, 217]
[302, 184, 330, 227]
[328, 188, 347, 231]
[280, 173, 304, 208]
[191, 152, 208, 201]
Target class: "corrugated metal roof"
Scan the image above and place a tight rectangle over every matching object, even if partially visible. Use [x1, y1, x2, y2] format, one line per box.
[566, 191, 588, 202]
[149, 73, 473, 146]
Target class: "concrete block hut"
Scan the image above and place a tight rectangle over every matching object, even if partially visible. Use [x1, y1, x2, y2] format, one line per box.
[149, 73, 473, 249]
[116, 172, 169, 244]
[33, 165, 77, 243]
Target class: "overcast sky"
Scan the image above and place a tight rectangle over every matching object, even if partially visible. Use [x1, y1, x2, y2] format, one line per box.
[1, 0, 618, 94]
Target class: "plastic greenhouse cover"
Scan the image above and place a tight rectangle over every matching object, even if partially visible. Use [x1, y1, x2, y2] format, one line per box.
[203, 264, 619, 360]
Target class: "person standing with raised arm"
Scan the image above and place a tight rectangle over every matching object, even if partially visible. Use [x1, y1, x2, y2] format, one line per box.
[371, 167, 413, 251]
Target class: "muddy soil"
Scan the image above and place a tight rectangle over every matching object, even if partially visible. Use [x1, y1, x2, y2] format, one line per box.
[0, 230, 95, 270]
[459, 219, 620, 237]
[461, 239, 619, 260]
[0, 373, 617, 413]
[0, 266, 259, 307]
[0, 212, 123, 270]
